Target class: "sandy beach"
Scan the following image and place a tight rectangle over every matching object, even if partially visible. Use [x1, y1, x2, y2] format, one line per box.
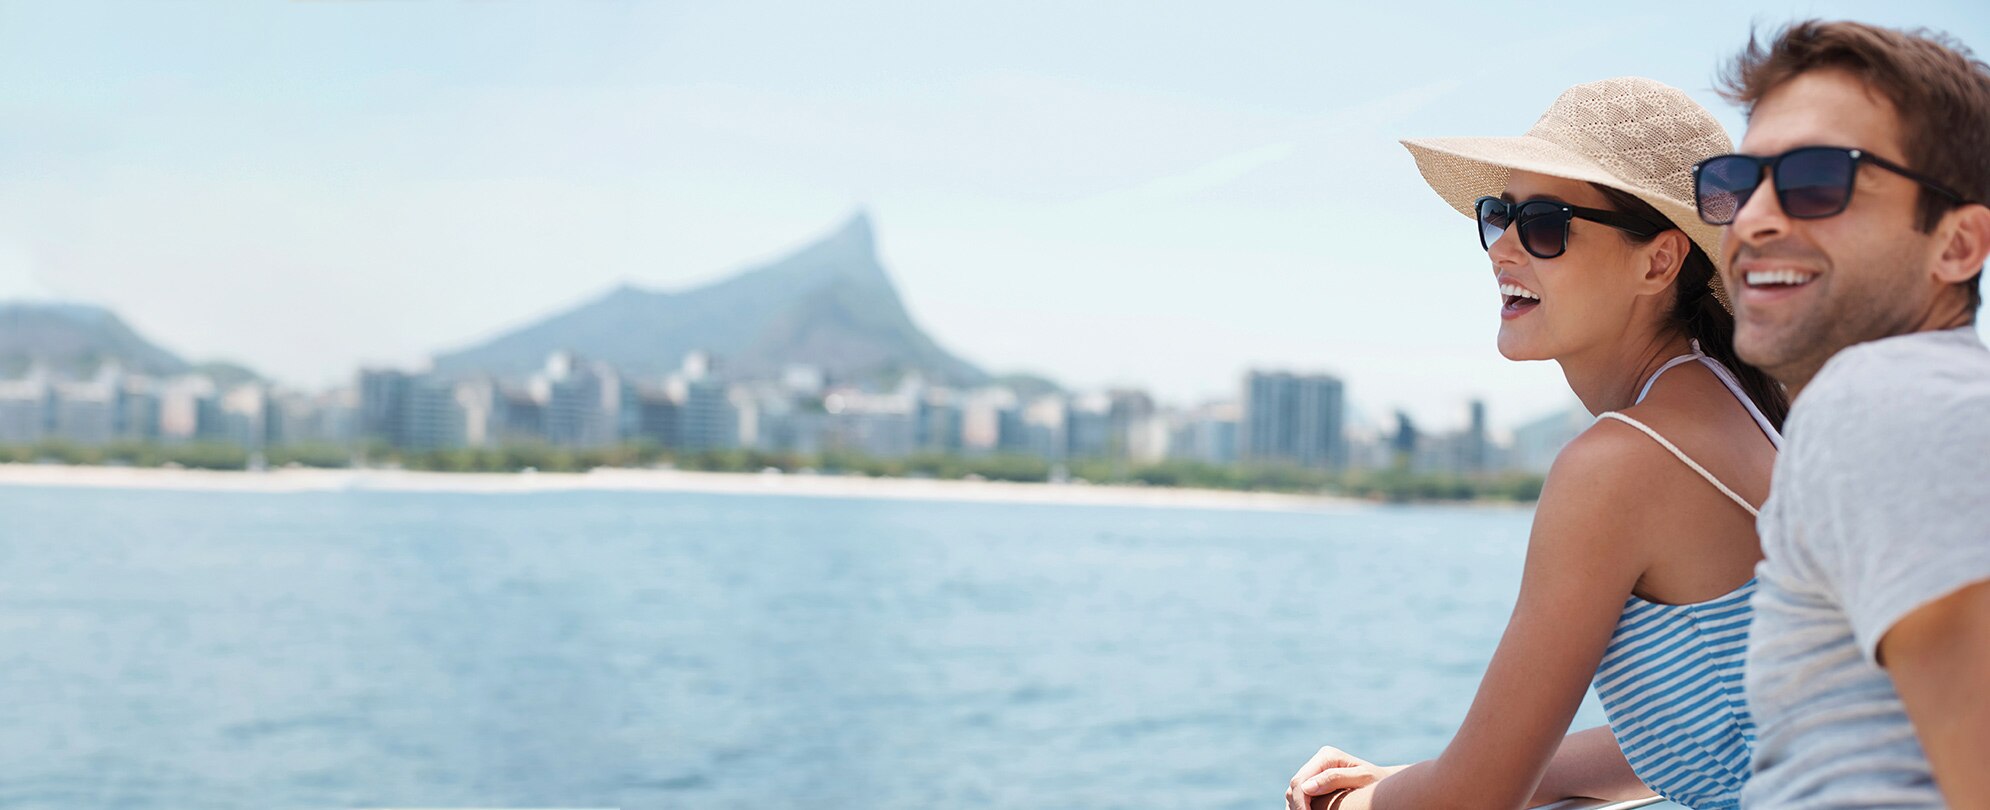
[0, 463, 1377, 513]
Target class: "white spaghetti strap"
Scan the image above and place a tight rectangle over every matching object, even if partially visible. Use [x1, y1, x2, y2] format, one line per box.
[1636, 351, 1705, 404]
[1635, 339, 1783, 449]
[1692, 355, 1784, 450]
[1595, 411, 1761, 518]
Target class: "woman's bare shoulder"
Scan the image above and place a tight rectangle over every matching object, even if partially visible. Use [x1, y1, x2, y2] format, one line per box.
[1528, 417, 1681, 562]
[1545, 416, 1679, 494]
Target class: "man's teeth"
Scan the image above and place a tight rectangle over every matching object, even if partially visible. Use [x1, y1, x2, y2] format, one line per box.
[1500, 283, 1540, 301]
[1746, 269, 1817, 287]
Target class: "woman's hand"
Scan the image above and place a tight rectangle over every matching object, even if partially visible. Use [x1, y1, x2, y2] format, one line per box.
[1285, 746, 1399, 810]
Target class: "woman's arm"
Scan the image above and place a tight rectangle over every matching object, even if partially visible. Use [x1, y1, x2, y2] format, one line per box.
[1310, 426, 1660, 810]
[1318, 726, 1652, 810]
[1530, 726, 1654, 806]
[1291, 725, 1651, 809]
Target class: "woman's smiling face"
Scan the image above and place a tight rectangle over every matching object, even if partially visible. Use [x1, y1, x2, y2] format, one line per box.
[1487, 170, 1656, 362]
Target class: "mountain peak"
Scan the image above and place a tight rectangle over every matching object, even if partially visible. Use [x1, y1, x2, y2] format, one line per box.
[791, 209, 877, 273]
[431, 211, 985, 386]
[840, 208, 873, 237]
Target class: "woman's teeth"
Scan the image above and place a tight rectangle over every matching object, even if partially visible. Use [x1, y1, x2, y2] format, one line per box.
[1745, 269, 1817, 288]
[1500, 283, 1540, 301]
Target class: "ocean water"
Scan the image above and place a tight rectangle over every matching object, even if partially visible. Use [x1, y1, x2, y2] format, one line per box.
[0, 485, 1619, 809]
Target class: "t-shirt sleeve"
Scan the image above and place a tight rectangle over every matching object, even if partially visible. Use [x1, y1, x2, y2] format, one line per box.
[1799, 344, 1990, 664]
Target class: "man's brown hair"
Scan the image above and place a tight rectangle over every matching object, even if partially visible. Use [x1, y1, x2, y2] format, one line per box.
[1719, 20, 1990, 311]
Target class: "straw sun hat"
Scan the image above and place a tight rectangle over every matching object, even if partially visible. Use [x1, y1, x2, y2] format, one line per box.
[1401, 76, 1734, 309]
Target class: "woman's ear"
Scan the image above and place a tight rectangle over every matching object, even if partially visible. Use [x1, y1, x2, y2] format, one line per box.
[1641, 230, 1690, 291]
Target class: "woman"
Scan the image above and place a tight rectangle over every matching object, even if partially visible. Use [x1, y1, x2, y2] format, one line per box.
[1285, 77, 1787, 810]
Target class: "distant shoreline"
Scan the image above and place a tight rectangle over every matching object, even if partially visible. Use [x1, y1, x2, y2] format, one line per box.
[0, 462, 1393, 514]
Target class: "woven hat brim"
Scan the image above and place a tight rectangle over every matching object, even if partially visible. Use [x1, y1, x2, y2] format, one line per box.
[1401, 135, 1730, 305]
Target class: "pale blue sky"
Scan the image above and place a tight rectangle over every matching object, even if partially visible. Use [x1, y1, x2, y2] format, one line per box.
[1, 1, 1984, 431]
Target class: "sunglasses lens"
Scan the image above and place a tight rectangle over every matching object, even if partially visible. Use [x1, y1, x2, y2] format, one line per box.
[1517, 202, 1569, 258]
[1778, 148, 1856, 218]
[1476, 198, 1509, 251]
[1697, 156, 1758, 224]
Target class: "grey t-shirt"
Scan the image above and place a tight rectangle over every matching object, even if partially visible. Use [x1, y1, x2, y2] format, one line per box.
[1742, 326, 1990, 809]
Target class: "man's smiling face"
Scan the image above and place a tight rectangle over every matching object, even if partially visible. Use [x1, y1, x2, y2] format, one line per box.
[1722, 68, 1950, 389]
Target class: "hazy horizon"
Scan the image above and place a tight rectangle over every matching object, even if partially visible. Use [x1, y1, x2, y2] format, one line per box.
[3, 1, 1985, 432]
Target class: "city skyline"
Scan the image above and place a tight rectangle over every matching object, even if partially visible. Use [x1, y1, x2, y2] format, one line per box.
[2, 213, 1551, 438]
[5, 340, 1534, 486]
[2, 2, 1984, 434]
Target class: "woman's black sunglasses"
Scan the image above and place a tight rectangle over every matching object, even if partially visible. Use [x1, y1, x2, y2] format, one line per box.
[1692, 145, 1970, 225]
[1473, 196, 1663, 260]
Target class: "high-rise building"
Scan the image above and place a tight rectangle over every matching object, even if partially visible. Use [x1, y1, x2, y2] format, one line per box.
[536, 352, 621, 448]
[666, 350, 740, 453]
[1462, 399, 1490, 474]
[959, 387, 1022, 456]
[52, 375, 117, 446]
[916, 389, 964, 454]
[450, 378, 498, 449]
[158, 375, 219, 443]
[1172, 402, 1241, 465]
[995, 407, 1031, 456]
[214, 384, 270, 450]
[631, 384, 682, 450]
[1022, 395, 1068, 462]
[1241, 371, 1346, 469]
[0, 375, 49, 445]
[738, 386, 826, 456]
[1391, 410, 1419, 463]
[492, 385, 546, 445]
[1108, 390, 1165, 462]
[1065, 392, 1113, 459]
[959, 391, 999, 453]
[675, 378, 740, 452]
[401, 377, 469, 450]
[358, 369, 413, 447]
[114, 377, 162, 443]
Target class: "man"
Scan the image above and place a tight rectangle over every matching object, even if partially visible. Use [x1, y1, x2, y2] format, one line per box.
[1706, 20, 1990, 809]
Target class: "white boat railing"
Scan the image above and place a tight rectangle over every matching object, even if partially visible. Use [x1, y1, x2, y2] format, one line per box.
[1532, 797, 1668, 810]
[1307, 794, 1667, 809]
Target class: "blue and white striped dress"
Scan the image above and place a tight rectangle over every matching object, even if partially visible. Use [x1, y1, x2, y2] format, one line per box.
[1589, 343, 1781, 810]
[1594, 580, 1757, 809]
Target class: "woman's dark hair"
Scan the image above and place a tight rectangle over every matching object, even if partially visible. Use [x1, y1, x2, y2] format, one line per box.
[1592, 184, 1790, 430]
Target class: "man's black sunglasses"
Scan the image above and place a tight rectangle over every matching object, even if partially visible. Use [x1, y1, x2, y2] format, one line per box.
[1473, 196, 1663, 260]
[1692, 145, 1971, 225]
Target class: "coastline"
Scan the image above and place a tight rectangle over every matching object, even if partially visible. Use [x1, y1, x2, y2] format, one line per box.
[0, 463, 1379, 514]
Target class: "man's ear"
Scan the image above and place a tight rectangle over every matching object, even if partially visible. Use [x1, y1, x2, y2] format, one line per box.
[1934, 203, 1990, 286]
